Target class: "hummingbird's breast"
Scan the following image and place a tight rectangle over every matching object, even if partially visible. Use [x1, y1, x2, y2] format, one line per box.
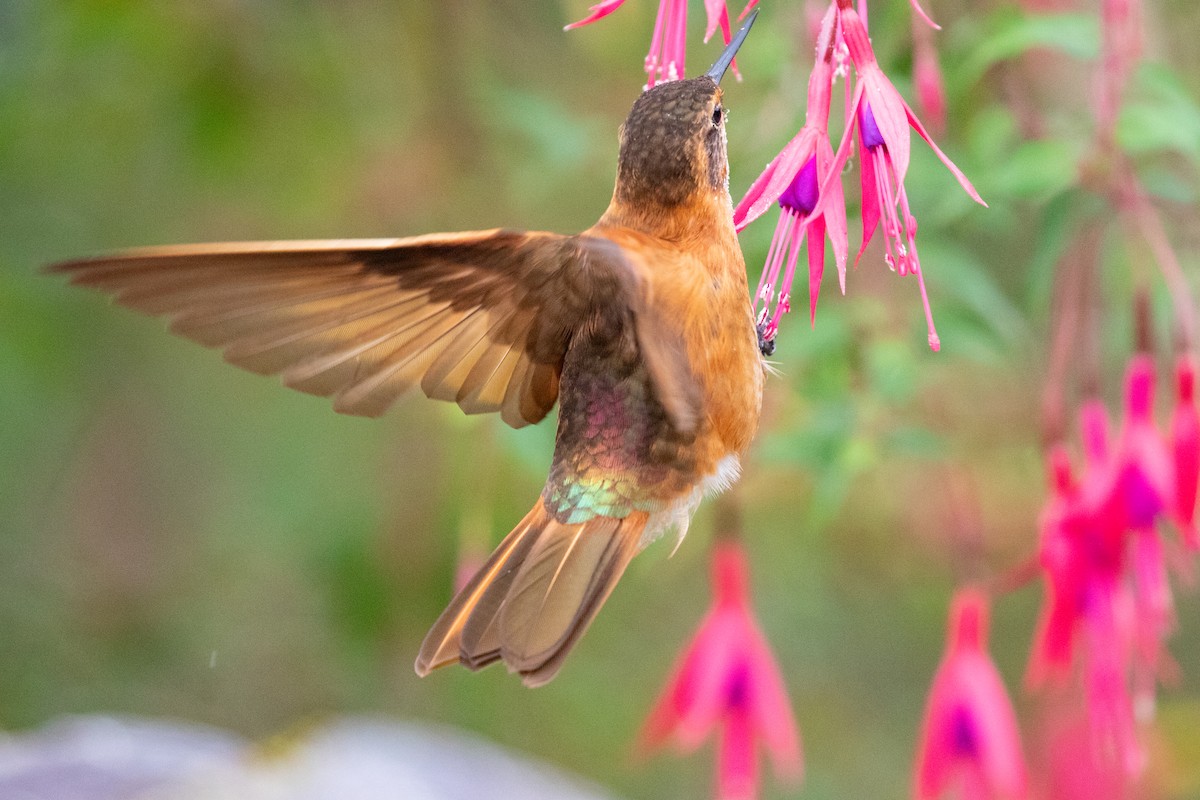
[543, 313, 698, 524]
[658, 221, 766, 463]
[542, 220, 764, 527]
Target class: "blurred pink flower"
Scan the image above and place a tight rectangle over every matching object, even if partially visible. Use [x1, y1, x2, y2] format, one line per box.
[453, 548, 486, 594]
[640, 541, 802, 799]
[1110, 356, 1178, 712]
[1038, 709, 1129, 800]
[1027, 446, 1084, 687]
[914, 588, 1028, 800]
[1080, 398, 1112, 470]
[734, 5, 847, 345]
[1026, 438, 1141, 772]
[1112, 355, 1172, 532]
[912, 16, 947, 135]
[824, 3, 985, 351]
[1170, 355, 1200, 548]
[1024, 352, 1195, 777]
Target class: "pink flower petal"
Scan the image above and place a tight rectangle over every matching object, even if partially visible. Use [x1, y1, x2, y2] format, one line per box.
[909, 0, 942, 30]
[861, 72, 913, 188]
[807, 214, 827, 326]
[640, 626, 712, 750]
[746, 632, 803, 781]
[913, 23, 946, 133]
[674, 615, 742, 749]
[1131, 527, 1173, 706]
[856, 123, 882, 267]
[1041, 711, 1129, 800]
[813, 80, 866, 224]
[916, 590, 1027, 800]
[1028, 450, 1085, 688]
[564, 0, 627, 30]
[733, 128, 819, 230]
[640, 541, 802, 797]
[1081, 585, 1145, 776]
[1171, 355, 1200, 546]
[954, 658, 1028, 797]
[718, 702, 759, 800]
[815, 135, 848, 291]
[1116, 354, 1173, 529]
[1080, 399, 1112, 470]
[704, 0, 727, 43]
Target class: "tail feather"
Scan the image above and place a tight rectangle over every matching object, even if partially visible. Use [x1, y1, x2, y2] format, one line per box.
[415, 503, 648, 686]
[416, 515, 540, 673]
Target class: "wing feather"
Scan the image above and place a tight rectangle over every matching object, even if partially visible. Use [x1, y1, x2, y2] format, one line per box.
[50, 230, 702, 429]
[420, 312, 499, 402]
[215, 294, 427, 365]
[460, 339, 528, 414]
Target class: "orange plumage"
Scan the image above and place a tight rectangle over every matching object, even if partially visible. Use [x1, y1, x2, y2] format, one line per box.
[49, 15, 765, 686]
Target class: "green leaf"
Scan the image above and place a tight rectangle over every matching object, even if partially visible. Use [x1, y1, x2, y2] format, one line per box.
[1118, 63, 1200, 161]
[884, 426, 946, 458]
[866, 339, 919, 404]
[1024, 189, 1103, 312]
[959, 11, 1099, 87]
[920, 240, 1029, 347]
[996, 139, 1081, 200]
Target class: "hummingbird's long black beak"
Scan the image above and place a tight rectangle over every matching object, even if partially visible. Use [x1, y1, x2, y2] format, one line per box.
[704, 8, 759, 84]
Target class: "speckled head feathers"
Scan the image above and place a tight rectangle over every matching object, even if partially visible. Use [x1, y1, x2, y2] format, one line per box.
[614, 77, 729, 208]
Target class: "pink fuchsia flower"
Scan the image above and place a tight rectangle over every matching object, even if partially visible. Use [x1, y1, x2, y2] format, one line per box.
[733, 4, 847, 346]
[1026, 446, 1085, 688]
[1170, 355, 1200, 548]
[640, 541, 802, 799]
[1079, 398, 1112, 471]
[1078, 581, 1145, 777]
[1110, 355, 1179, 713]
[1024, 443, 1140, 771]
[1036, 708, 1129, 800]
[1112, 354, 1173, 533]
[1129, 525, 1173, 712]
[912, 13, 947, 135]
[823, 3, 986, 351]
[644, 0, 690, 86]
[1025, 371, 1174, 777]
[914, 588, 1028, 800]
[1027, 409, 1130, 694]
[566, 0, 750, 88]
[565, 0, 687, 86]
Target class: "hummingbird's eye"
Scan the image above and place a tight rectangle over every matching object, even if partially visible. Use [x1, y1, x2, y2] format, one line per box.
[712, 106, 724, 126]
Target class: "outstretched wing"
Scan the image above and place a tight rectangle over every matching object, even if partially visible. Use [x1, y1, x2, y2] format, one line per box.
[49, 229, 700, 430]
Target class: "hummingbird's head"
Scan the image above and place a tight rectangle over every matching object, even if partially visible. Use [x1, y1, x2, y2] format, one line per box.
[614, 77, 730, 209]
[610, 9, 757, 216]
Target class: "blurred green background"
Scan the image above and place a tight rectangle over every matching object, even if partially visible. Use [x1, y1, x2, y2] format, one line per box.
[3, 1, 1200, 798]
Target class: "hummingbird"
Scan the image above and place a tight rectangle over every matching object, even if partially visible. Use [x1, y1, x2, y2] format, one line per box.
[49, 12, 765, 687]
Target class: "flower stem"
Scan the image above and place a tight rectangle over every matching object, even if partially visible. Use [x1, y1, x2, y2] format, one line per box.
[713, 489, 744, 543]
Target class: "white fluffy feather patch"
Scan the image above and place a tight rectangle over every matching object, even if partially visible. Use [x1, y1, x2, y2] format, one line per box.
[638, 455, 743, 554]
[701, 454, 741, 496]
